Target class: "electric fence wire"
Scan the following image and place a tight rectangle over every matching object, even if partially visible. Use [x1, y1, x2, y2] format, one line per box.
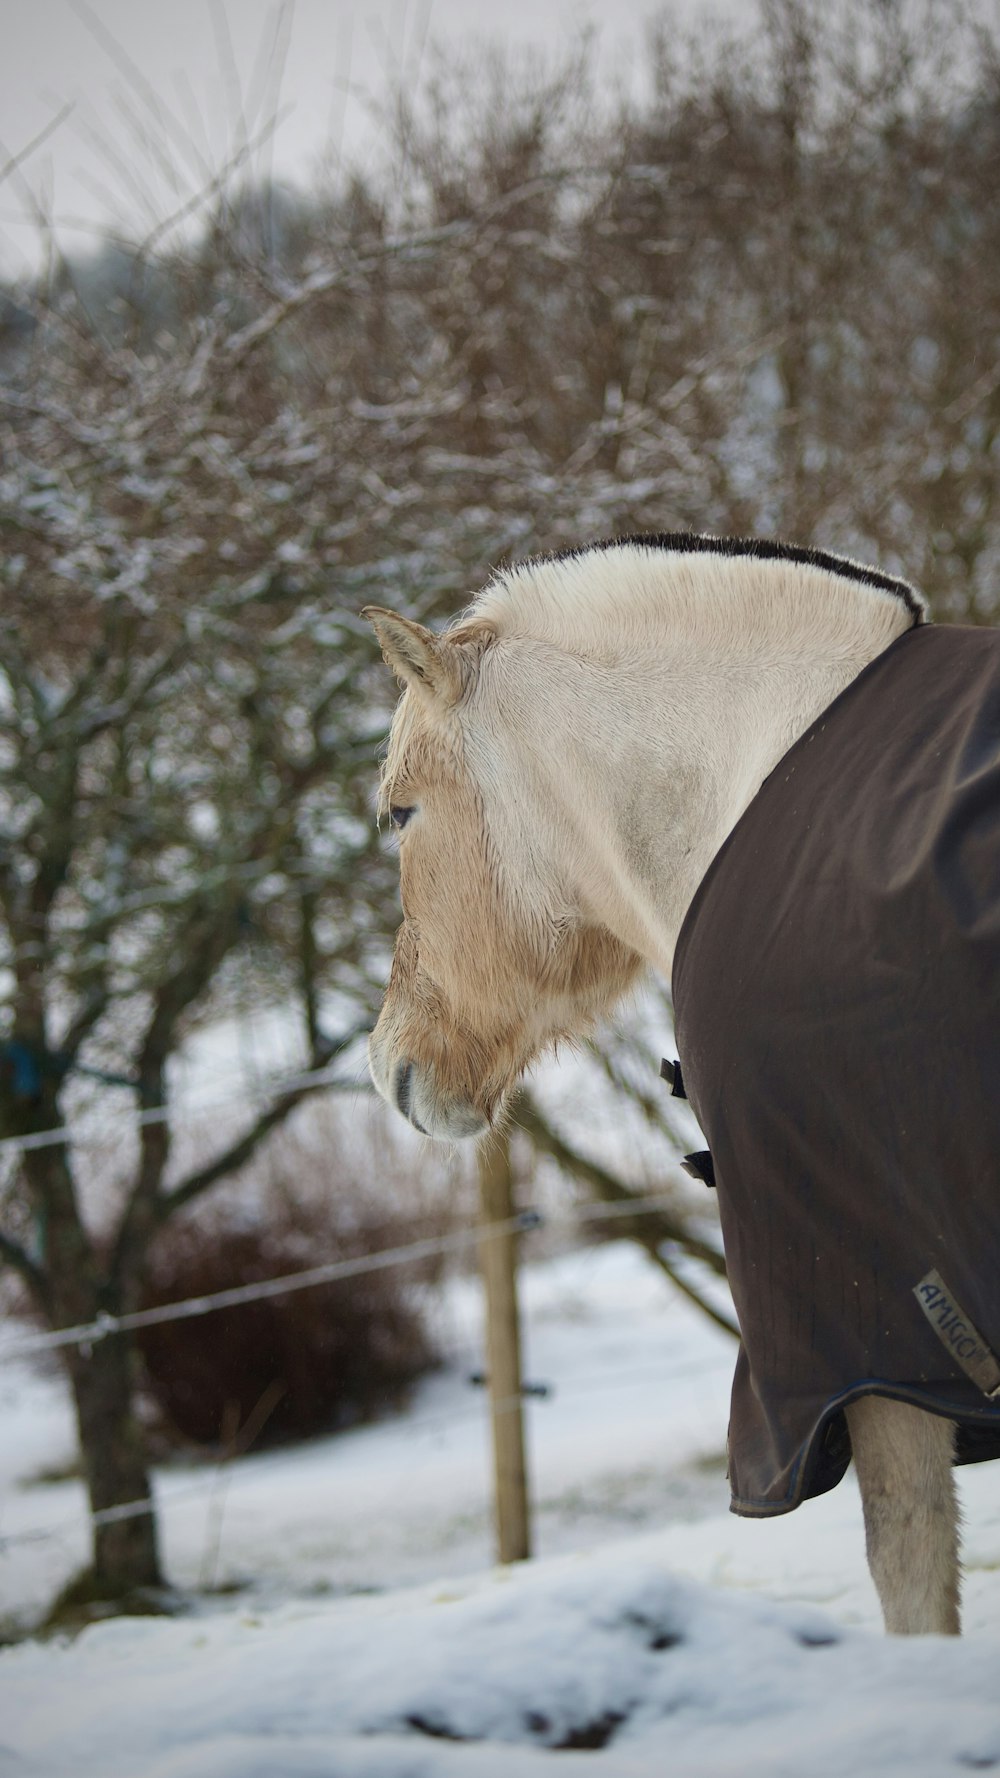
[0, 1196, 730, 1556]
[0, 1350, 731, 1557]
[2, 1194, 712, 1359]
[0, 1050, 372, 1161]
[4, 1211, 543, 1358]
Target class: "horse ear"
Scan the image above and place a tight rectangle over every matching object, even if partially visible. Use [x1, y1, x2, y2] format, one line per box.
[362, 607, 455, 703]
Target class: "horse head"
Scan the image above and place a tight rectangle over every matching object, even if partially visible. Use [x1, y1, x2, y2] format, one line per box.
[363, 604, 641, 1138]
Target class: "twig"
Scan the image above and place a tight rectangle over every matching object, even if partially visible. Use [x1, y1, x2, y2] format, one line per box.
[198, 1380, 287, 1591]
[0, 104, 76, 192]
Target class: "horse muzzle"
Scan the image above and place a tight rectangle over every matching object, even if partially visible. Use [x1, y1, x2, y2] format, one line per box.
[367, 1036, 489, 1141]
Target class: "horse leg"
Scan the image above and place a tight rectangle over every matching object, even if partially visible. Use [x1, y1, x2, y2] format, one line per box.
[846, 1395, 960, 1634]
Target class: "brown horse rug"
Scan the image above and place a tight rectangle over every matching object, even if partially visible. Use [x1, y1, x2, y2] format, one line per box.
[672, 621, 1000, 1516]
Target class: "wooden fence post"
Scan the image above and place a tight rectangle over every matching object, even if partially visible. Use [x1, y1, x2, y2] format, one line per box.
[477, 1128, 531, 1563]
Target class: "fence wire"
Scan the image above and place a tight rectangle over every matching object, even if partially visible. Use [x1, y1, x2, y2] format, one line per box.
[2, 1193, 697, 1359]
[1, 1340, 729, 1556]
[0, 1052, 370, 1161]
[0, 1194, 728, 1557]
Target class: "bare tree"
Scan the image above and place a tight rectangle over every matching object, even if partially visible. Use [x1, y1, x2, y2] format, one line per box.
[4, 0, 1000, 1605]
[0, 536, 392, 1596]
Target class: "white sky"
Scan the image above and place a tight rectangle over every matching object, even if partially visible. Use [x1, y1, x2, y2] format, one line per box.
[0, 0, 744, 277]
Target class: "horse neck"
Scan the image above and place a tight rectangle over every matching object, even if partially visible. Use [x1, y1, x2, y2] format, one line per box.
[494, 566, 917, 976]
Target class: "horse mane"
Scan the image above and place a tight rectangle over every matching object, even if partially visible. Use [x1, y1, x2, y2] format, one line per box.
[455, 533, 925, 652]
[381, 532, 924, 811]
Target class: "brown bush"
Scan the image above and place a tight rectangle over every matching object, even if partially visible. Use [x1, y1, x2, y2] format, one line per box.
[137, 1196, 442, 1453]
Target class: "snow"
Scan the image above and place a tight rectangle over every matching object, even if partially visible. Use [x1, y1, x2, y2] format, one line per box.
[2, 1243, 1000, 1776]
[6, 1549, 1000, 1778]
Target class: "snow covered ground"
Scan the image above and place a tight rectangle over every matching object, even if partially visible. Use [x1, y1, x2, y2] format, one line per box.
[2, 1242, 1000, 1776]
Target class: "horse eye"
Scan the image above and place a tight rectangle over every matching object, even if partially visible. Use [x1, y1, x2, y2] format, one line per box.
[389, 805, 415, 831]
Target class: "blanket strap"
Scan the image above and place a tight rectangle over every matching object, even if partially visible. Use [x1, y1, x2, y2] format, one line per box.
[680, 1150, 716, 1189]
[659, 1057, 687, 1098]
[659, 1058, 715, 1187]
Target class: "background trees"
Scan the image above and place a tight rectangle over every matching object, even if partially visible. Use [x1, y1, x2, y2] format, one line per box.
[3, 0, 1000, 1606]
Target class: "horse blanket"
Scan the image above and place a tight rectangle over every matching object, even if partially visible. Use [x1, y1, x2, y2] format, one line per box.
[672, 621, 1000, 1515]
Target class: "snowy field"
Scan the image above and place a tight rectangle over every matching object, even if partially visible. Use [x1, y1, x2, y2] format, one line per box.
[2, 1242, 1000, 1775]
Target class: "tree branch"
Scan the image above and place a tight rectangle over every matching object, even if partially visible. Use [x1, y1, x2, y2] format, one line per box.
[640, 1246, 739, 1340]
[517, 1092, 737, 1335]
[0, 103, 75, 191]
[59, 990, 112, 1065]
[0, 1225, 47, 1301]
[159, 1026, 369, 1220]
[517, 1093, 727, 1277]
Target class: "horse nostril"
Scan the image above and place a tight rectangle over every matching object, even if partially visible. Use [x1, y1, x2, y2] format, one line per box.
[394, 1061, 414, 1117]
[394, 1061, 428, 1134]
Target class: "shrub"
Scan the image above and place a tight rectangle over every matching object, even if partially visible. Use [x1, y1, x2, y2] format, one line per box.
[137, 1188, 444, 1453]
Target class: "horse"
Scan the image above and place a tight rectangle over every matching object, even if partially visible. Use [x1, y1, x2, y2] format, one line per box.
[363, 533, 1000, 1638]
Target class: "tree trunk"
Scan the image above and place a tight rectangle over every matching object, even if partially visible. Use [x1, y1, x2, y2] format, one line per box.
[65, 1332, 164, 1597]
